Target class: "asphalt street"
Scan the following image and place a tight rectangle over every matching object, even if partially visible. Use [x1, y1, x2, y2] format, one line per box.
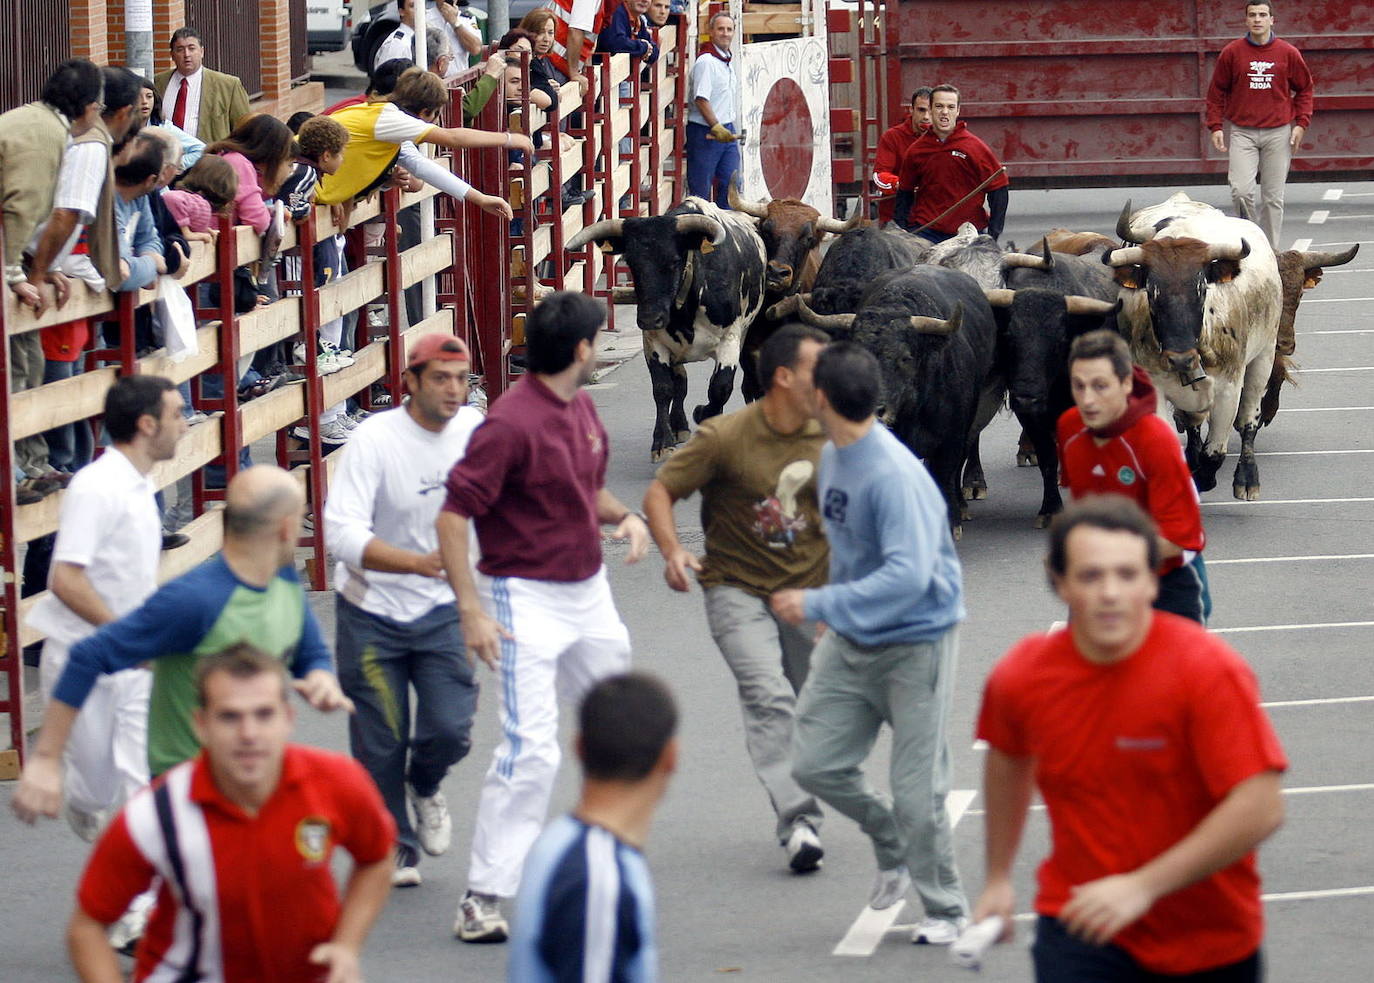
[1, 178, 1370, 981]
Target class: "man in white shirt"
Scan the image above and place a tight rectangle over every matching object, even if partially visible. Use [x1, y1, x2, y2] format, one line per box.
[26, 375, 188, 841]
[686, 12, 740, 207]
[153, 27, 252, 145]
[324, 333, 485, 888]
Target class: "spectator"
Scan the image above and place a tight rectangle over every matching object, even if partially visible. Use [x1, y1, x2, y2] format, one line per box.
[501, 29, 553, 111]
[545, 0, 611, 98]
[111, 133, 169, 292]
[135, 76, 204, 172]
[0, 58, 104, 504]
[373, 0, 424, 71]
[428, 0, 484, 75]
[518, 8, 566, 105]
[206, 113, 294, 236]
[686, 12, 740, 208]
[598, 0, 658, 63]
[873, 87, 931, 225]
[67, 645, 395, 983]
[163, 153, 238, 241]
[647, 0, 670, 29]
[154, 26, 253, 144]
[138, 127, 192, 279]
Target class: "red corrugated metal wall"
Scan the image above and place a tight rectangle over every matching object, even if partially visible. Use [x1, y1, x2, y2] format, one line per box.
[885, 0, 1374, 184]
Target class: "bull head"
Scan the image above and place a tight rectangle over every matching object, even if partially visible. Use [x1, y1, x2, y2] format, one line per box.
[796, 295, 856, 335]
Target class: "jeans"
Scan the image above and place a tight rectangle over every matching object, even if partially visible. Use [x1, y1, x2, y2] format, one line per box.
[686, 121, 741, 207]
[1031, 916, 1262, 982]
[41, 359, 94, 472]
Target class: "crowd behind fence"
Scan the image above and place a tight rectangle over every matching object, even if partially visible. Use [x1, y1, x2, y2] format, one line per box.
[0, 17, 692, 760]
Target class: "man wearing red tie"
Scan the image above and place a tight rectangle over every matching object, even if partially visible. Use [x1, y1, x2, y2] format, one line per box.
[153, 28, 252, 146]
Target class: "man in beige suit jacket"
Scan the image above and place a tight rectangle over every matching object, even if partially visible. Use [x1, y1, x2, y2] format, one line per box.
[153, 27, 252, 146]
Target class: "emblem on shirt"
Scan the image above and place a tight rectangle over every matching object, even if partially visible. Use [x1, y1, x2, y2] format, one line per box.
[950, 150, 968, 160]
[1117, 466, 1136, 485]
[295, 816, 333, 864]
[418, 474, 445, 496]
[588, 429, 602, 455]
[823, 487, 848, 524]
[753, 460, 814, 548]
[1115, 736, 1167, 751]
[1247, 60, 1276, 90]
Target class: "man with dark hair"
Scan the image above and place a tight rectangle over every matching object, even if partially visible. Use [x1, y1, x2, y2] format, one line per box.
[13, 466, 351, 829]
[438, 290, 649, 943]
[873, 86, 932, 225]
[1206, 1, 1313, 247]
[154, 27, 252, 144]
[772, 341, 971, 944]
[972, 496, 1286, 982]
[110, 131, 169, 294]
[643, 324, 830, 872]
[1057, 329, 1209, 622]
[68, 643, 395, 983]
[324, 334, 485, 888]
[894, 83, 1009, 243]
[509, 672, 678, 983]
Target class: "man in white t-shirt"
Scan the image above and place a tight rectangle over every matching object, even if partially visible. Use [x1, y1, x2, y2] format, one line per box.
[26, 375, 188, 841]
[686, 11, 740, 207]
[324, 333, 485, 888]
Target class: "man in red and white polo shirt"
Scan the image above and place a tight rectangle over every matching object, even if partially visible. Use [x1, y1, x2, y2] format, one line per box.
[1056, 330, 1210, 622]
[68, 645, 395, 983]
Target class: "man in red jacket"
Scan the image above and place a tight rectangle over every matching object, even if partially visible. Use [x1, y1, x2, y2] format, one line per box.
[893, 84, 1009, 243]
[871, 87, 930, 225]
[1205, 1, 1314, 248]
[1056, 330, 1209, 622]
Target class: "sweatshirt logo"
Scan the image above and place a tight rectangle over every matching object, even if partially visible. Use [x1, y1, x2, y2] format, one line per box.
[1117, 466, 1137, 486]
[823, 488, 849, 524]
[1247, 60, 1276, 90]
[950, 149, 968, 160]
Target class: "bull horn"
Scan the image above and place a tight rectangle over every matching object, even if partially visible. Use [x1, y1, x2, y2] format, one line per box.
[817, 210, 865, 235]
[566, 219, 625, 252]
[1064, 295, 1120, 316]
[1116, 200, 1148, 244]
[674, 213, 727, 245]
[909, 304, 963, 336]
[984, 288, 1016, 307]
[1000, 239, 1055, 271]
[1298, 243, 1360, 269]
[767, 294, 808, 320]
[1104, 245, 1146, 268]
[796, 295, 856, 333]
[1207, 239, 1251, 262]
[726, 180, 769, 219]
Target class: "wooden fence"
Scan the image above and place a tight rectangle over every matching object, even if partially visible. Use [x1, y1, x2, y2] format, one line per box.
[0, 19, 690, 760]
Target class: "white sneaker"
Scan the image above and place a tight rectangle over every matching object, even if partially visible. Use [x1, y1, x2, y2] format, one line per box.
[868, 865, 910, 910]
[455, 891, 509, 943]
[785, 822, 824, 874]
[318, 419, 352, 443]
[392, 845, 422, 888]
[913, 914, 968, 945]
[338, 413, 359, 430]
[65, 802, 106, 843]
[408, 786, 452, 857]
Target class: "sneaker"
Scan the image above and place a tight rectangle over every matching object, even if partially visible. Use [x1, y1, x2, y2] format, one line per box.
[16, 483, 44, 506]
[183, 410, 210, 426]
[912, 915, 968, 945]
[392, 844, 422, 888]
[338, 413, 360, 430]
[868, 865, 910, 910]
[349, 407, 372, 424]
[316, 353, 347, 375]
[318, 418, 351, 444]
[161, 533, 190, 551]
[785, 822, 824, 874]
[455, 891, 509, 943]
[409, 786, 452, 856]
[108, 896, 153, 954]
[65, 802, 107, 843]
[19, 476, 61, 499]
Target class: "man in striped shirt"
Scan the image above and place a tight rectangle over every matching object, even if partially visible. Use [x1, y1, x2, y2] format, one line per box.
[508, 673, 678, 983]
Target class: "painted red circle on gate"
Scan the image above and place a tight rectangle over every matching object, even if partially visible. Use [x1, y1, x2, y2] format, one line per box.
[759, 78, 814, 200]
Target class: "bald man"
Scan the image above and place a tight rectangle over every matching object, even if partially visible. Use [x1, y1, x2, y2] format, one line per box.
[13, 466, 352, 826]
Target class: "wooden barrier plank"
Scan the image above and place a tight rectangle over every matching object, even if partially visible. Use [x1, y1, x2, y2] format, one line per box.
[611, 161, 633, 204]
[742, 10, 804, 34]
[240, 383, 308, 446]
[399, 234, 453, 289]
[559, 138, 586, 185]
[556, 80, 582, 120]
[530, 224, 553, 267]
[321, 341, 385, 407]
[606, 53, 632, 89]
[318, 262, 386, 324]
[609, 105, 632, 143]
[238, 297, 303, 358]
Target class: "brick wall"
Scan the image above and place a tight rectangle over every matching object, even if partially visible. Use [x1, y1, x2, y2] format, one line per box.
[69, 0, 109, 64]
[259, 0, 292, 101]
[153, 0, 187, 74]
[106, 0, 126, 66]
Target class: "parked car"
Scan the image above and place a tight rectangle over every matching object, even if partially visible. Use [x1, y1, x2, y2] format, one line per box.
[308, 1, 354, 54]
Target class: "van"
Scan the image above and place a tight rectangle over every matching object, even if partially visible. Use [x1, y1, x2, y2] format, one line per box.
[307, 1, 353, 54]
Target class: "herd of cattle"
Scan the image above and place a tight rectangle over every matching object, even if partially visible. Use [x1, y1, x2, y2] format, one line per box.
[565, 190, 1358, 537]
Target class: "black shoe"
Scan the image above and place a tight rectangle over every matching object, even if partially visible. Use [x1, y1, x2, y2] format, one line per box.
[161, 533, 190, 551]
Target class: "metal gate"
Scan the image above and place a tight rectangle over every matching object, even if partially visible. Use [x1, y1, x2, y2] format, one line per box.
[184, 0, 264, 99]
[0, 0, 71, 111]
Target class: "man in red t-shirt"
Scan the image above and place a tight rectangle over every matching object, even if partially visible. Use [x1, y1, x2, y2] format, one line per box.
[893, 83, 1009, 243]
[68, 645, 395, 983]
[1057, 329, 1209, 622]
[972, 497, 1286, 982]
[872, 87, 931, 225]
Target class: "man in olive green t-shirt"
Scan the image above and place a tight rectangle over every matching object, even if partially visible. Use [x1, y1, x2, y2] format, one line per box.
[643, 325, 830, 873]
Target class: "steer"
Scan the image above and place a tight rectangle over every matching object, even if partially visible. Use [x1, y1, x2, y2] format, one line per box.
[778, 223, 930, 319]
[566, 198, 767, 460]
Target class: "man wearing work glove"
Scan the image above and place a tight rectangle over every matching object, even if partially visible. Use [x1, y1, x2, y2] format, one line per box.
[685, 11, 740, 207]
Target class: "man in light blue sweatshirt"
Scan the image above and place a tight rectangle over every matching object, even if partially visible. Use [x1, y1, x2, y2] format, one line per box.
[771, 342, 970, 945]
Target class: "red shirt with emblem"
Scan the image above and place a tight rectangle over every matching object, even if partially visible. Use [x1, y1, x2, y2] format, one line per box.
[1056, 406, 1205, 572]
[873, 119, 921, 224]
[896, 120, 1009, 235]
[977, 614, 1287, 974]
[442, 374, 611, 582]
[77, 745, 395, 983]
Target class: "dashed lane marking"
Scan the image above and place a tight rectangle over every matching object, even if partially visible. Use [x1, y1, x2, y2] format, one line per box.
[1254, 449, 1374, 456]
[1263, 696, 1374, 708]
[960, 784, 1374, 818]
[832, 789, 978, 957]
[1294, 365, 1374, 372]
[1203, 497, 1374, 506]
[1309, 210, 1330, 224]
[1264, 886, 1374, 902]
[1207, 553, 1374, 565]
[1299, 296, 1374, 303]
[1277, 405, 1374, 411]
[1319, 268, 1374, 274]
[1322, 189, 1343, 201]
[1291, 237, 1313, 250]
[1302, 329, 1374, 335]
[1212, 621, 1374, 635]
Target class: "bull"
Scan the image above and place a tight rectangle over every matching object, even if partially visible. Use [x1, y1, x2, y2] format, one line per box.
[566, 198, 767, 461]
[777, 224, 930, 318]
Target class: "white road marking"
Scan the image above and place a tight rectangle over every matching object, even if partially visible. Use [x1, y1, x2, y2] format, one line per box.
[1207, 553, 1374, 565]
[1310, 240, 1372, 247]
[1308, 210, 1329, 224]
[1291, 237, 1313, 250]
[1203, 497, 1374, 506]
[832, 789, 978, 957]
[961, 783, 1374, 819]
[1278, 405, 1374, 411]
[1322, 189, 1343, 201]
[1263, 886, 1374, 902]
[1328, 214, 1374, 221]
[1255, 449, 1374, 456]
[1299, 296, 1374, 303]
[1212, 621, 1374, 635]
[1320, 268, 1374, 274]
[1304, 329, 1374, 335]
[1296, 366, 1374, 373]
[1263, 695, 1374, 708]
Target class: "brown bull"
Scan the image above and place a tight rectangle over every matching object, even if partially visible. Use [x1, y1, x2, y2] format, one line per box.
[1027, 228, 1118, 256]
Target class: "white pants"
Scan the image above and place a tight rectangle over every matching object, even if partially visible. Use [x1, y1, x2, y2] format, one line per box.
[1227, 122, 1292, 249]
[467, 567, 631, 897]
[40, 638, 151, 816]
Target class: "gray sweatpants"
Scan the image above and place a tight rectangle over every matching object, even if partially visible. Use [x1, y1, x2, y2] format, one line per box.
[1227, 122, 1292, 249]
[705, 585, 822, 842]
[792, 624, 967, 920]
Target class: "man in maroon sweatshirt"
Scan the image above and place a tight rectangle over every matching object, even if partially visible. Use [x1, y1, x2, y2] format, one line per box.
[436, 291, 650, 944]
[871, 87, 930, 225]
[1206, 1, 1314, 248]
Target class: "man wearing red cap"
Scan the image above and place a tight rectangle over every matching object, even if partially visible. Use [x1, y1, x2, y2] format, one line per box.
[324, 333, 485, 888]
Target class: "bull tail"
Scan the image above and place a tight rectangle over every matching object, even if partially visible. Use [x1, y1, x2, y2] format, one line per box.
[1259, 352, 1297, 428]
